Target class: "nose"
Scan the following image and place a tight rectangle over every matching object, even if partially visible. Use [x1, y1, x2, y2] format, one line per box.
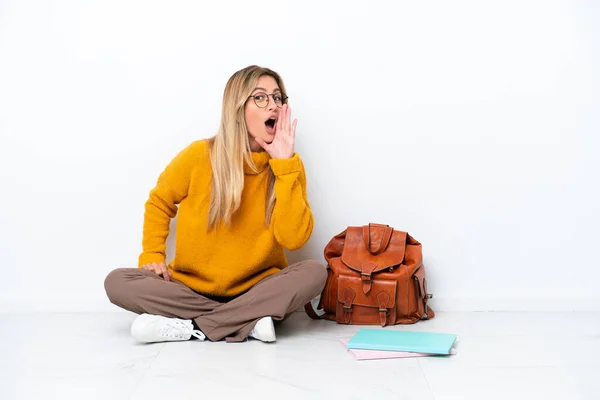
[267, 95, 278, 112]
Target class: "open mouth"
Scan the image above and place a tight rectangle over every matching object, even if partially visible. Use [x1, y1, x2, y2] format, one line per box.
[265, 117, 276, 134]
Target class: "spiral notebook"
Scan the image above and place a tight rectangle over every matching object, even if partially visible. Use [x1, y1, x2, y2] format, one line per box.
[345, 329, 457, 355]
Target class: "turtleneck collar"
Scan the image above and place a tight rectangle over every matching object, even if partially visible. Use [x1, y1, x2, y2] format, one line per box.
[244, 150, 271, 175]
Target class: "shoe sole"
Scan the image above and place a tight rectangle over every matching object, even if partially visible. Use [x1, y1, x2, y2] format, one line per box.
[131, 313, 188, 343]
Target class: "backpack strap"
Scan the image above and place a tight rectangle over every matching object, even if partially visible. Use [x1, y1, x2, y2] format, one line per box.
[362, 223, 394, 255]
[304, 302, 324, 320]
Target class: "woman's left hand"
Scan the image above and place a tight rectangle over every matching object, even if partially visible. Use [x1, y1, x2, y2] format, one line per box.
[256, 104, 296, 159]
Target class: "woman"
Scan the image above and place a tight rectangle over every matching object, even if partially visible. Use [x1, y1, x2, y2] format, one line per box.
[104, 65, 326, 343]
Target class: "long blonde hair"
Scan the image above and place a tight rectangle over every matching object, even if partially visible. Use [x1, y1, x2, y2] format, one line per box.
[207, 65, 288, 231]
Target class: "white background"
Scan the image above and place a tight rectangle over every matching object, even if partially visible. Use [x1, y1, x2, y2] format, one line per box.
[1, 0, 598, 312]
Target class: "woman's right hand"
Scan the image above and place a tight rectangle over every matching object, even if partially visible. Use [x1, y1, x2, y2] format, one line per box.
[141, 262, 172, 281]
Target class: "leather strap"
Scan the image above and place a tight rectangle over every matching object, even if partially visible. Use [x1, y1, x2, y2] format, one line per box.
[360, 261, 377, 294]
[376, 291, 390, 327]
[341, 288, 356, 324]
[362, 223, 394, 255]
[414, 275, 433, 319]
[304, 302, 324, 320]
[422, 278, 433, 319]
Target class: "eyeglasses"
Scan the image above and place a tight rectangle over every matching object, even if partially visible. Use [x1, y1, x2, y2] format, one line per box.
[247, 92, 288, 108]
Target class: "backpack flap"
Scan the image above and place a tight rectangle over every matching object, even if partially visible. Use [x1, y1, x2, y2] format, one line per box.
[341, 224, 407, 290]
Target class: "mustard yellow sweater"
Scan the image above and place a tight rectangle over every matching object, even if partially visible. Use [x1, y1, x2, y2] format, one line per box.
[137, 139, 313, 296]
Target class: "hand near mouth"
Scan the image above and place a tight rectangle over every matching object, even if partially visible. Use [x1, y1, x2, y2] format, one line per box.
[255, 104, 296, 159]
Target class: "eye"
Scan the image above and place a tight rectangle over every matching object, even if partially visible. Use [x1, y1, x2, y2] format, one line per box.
[273, 94, 282, 102]
[254, 94, 265, 101]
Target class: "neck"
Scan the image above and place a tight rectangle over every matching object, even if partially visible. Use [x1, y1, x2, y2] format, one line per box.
[249, 137, 266, 153]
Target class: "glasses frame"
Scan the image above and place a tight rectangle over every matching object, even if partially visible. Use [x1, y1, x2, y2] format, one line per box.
[247, 92, 289, 108]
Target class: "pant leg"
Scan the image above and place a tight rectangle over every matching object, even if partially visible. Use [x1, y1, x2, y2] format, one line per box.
[194, 259, 327, 343]
[104, 268, 221, 319]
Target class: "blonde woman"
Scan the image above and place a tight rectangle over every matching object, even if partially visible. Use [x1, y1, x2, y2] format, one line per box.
[104, 65, 326, 343]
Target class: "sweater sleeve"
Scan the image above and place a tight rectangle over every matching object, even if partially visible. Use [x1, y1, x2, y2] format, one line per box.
[138, 141, 202, 267]
[268, 153, 314, 250]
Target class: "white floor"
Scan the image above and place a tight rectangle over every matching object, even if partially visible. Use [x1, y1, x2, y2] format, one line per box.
[1, 311, 599, 400]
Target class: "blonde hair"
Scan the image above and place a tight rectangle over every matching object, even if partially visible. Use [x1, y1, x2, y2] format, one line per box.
[207, 65, 288, 231]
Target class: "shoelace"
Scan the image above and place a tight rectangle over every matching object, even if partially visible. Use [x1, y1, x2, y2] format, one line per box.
[189, 329, 206, 341]
[161, 319, 206, 341]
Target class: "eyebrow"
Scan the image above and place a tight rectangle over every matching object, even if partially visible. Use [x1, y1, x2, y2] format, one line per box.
[252, 87, 282, 93]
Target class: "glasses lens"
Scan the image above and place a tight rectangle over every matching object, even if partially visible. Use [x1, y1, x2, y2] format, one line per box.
[273, 94, 283, 107]
[254, 93, 268, 108]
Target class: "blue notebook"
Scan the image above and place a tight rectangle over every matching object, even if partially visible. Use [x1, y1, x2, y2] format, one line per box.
[345, 329, 457, 355]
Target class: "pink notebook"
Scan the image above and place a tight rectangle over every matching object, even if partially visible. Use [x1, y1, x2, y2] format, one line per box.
[340, 338, 457, 361]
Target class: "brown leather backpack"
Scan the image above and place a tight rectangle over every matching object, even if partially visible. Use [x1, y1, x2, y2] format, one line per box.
[305, 223, 434, 326]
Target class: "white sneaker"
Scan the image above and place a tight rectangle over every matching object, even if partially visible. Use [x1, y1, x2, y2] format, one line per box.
[248, 316, 276, 342]
[131, 313, 206, 343]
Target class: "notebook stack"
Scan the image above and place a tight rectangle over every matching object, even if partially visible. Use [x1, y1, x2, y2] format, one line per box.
[341, 329, 458, 361]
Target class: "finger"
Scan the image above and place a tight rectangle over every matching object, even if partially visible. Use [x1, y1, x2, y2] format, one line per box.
[291, 119, 297, 139]
[283, 104, 289, 133]
[150, 263, 158, 274]
[287, 106, 292, 134]
[159, 263, 170, 281]
[277, 107, 283, 133]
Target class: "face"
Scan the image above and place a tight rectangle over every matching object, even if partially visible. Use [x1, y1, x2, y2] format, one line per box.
[245, 75, 283, 151]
